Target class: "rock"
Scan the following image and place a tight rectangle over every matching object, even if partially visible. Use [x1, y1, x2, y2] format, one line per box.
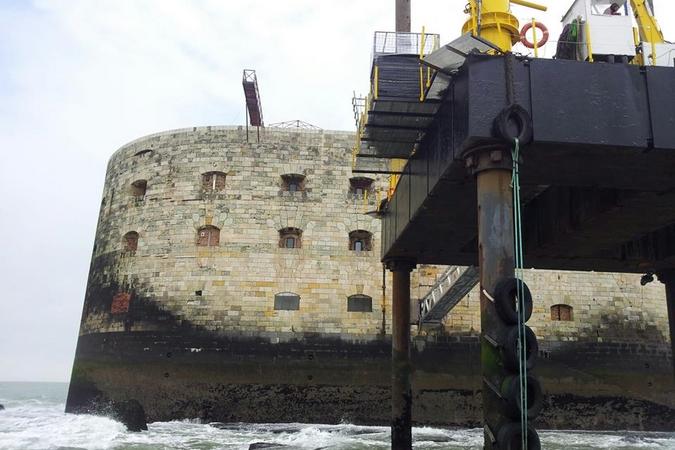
[0, 404, 4, 410]
[112, 399, 147, 432]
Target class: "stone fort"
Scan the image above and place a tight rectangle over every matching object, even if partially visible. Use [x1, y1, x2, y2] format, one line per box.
[67, 125, 675, 430]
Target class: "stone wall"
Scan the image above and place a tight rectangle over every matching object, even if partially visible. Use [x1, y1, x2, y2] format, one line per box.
[420, 267, 670, 348]
[81, 126, 396, 339]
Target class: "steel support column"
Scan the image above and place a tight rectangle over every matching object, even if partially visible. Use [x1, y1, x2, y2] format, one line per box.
[387, 258, 416, 450]
[395, 0, 411, 32]
[658, 269, 675, 376]
[470, 149, 515, 449]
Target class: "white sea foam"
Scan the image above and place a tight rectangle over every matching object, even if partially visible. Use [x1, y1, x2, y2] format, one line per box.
[0, 400, 125, 450]
[0, 383, 673, 450]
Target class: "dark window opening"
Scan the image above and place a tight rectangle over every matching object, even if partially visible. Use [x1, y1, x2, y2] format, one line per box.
[281, 174, 306, 192]
[195, 290, 202, 296]
[134, 149, 153, 157]
[130, 179, 147, 199]
[274, 292, 300, 311]
[349, 177, 374, 198]
[349, 230, 373, 252]
[551, 304, 573, 321]
[197, 225, 220, 247]
[202, 171, 226, 192]
[348, 294, 373, 312]
[123, 231, 139, 252]
[279, 227, 302, 248]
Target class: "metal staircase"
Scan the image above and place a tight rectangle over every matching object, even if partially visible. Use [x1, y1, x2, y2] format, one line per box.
[418, 266, 479, 327]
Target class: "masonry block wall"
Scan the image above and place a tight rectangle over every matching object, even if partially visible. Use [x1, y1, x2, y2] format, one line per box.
[81, 126, 390, 340]
[433, 269, 670, 347]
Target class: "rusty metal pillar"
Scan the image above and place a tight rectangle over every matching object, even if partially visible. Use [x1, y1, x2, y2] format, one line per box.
[387, 258, 415, 450]
[658, 269, 675, 376]
[395, 0, 411, 32]
[468, 148, 515, 449]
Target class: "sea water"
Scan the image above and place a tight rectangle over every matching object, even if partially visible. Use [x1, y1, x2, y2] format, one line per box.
[0, 382, 673, 450]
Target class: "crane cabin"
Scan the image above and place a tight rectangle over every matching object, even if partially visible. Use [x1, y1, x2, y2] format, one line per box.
[559, 0, 675, 66]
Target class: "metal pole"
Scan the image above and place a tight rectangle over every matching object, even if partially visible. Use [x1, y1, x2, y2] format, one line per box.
[388, 259, 415, 450]
[471, 149, 515, 450]
[382, 264, 388, 336]
[658, 269, 675, 377]
[395, 0, 411, 32]
[463, 0, 519, 52]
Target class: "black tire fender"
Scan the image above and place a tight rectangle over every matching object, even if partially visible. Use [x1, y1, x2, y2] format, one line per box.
[494, 104, 533, 145]
[503, 325, 538, 372]
[493, 277, 533, 325]
[500, 374, 544, 420]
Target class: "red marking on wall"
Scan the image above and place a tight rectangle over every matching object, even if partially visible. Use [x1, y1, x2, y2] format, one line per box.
[111, 292, 132, 314]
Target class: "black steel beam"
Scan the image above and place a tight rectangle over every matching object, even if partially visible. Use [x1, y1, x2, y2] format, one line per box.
[380, 55, 675, 272]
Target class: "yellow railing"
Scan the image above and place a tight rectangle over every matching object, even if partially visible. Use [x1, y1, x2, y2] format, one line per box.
[585, 21, 594, 62]
[373, 66, 379, 99]
[531, 18, 539, 57]
[418, 26, 437, 102]
[511, 0, 547, 11]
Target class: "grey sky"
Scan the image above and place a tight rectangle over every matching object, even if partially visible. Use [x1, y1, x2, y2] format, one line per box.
[1, 0, 673, 382]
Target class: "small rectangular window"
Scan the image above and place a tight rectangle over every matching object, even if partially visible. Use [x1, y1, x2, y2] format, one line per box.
[347, 295, 372, 312]
[274, 293, 300, 311]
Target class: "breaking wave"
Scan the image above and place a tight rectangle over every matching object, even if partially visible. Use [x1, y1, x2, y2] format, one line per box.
[0, 383, 673, 449]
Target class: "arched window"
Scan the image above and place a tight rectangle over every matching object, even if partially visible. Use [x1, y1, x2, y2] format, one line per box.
[130, 180, 147, 199]
[279, 227, 302, 248]
[197, 225, 220, 247]
[349, 230, 373, 252]
[551, 304, 574, 321]
[349, 177, 374, 198]
[347, 294, 373, 312]
[281, 174, 305, 192]
[202, 171, 226, 192]
[274, 292, 300, 311]
[123, 231, 139, 252]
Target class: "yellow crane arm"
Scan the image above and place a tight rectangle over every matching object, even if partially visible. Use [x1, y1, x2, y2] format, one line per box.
[630, 0, 665, 44]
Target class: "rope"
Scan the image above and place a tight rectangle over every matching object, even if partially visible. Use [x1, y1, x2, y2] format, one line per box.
[511, 138, 528, 449]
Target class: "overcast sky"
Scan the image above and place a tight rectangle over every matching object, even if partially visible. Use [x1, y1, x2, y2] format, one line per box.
[1, 1, 673, 382]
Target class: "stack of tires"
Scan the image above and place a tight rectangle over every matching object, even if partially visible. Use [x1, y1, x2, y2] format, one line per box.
[493, 277, 543, 450]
